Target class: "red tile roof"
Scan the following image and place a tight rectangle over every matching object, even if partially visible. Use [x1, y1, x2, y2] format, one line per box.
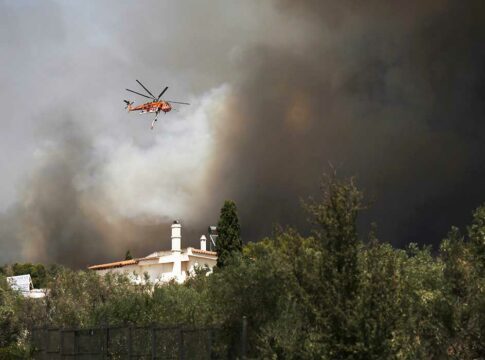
[88, 259, 138, 270]
[191, 248, 217, 256]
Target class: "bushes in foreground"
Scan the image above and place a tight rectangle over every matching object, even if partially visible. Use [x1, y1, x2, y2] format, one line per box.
[1, 175, 485, 359]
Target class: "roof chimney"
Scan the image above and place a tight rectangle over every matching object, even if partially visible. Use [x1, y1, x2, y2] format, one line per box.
[171, 220, 181, 252]
[200, 235, 207, 251]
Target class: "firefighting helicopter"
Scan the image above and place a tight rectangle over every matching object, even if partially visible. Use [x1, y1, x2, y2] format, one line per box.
[124, 80, 190, 129]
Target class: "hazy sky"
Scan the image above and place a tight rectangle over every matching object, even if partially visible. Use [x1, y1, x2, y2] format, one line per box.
[1, 0, 484, 267]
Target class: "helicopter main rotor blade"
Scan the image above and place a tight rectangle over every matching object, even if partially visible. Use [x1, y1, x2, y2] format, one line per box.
[136, 80, 157, 99]
[167, 100, 190, 105]
[126, 88, 153, 100]
[157, 86, 169, 100]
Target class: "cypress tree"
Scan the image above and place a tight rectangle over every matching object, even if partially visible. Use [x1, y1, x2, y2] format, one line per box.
[216, 200, 242, 268]
[124, 250, 133, 260]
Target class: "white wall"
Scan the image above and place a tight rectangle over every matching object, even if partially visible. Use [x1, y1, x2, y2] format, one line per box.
[93, 251, 217, 284]
[94, 262, 184, 283]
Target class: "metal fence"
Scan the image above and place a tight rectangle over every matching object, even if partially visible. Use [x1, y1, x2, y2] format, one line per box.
[30, 323, 245, 359]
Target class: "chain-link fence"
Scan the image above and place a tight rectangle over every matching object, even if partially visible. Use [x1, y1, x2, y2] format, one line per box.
[30, 322, 246, 359]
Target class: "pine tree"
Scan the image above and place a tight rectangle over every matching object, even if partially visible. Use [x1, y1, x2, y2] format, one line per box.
[124, 250, 133, 260]
[216, 200, 242, 268]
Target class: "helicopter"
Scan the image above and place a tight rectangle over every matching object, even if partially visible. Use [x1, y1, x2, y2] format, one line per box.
[124, 80, 190, 129]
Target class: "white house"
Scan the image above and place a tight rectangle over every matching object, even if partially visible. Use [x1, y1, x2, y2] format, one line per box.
[88, 221, 217, 284]
[7, 274, 46, 298]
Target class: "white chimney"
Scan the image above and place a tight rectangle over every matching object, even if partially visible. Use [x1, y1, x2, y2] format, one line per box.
[171, 220, 182, 281]
[200, 235, 207, 251]
[171, 220, 181, 252]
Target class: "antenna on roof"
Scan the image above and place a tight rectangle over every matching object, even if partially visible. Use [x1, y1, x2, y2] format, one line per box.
[208, 226, 218, 252]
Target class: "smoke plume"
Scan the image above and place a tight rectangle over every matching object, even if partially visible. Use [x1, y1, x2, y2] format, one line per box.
[0, 0, 484, 267]
[205, 0, 485, 246]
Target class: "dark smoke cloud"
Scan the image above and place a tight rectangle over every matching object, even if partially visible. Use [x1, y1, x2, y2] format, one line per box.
[0, 0, 484, 267]
[206, 0, 485, 246]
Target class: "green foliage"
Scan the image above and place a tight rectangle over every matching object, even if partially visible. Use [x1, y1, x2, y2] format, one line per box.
[1, 263, 63, 289]
[0, 275, 31, 358]
[468, 205, 485, 274]
[301, 174, 365, 357]
[437, 212, 485, 358]
[216, 200, 242, 268]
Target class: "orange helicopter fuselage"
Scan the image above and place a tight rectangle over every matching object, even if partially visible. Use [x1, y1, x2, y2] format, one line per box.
[128, 101, 172, 114]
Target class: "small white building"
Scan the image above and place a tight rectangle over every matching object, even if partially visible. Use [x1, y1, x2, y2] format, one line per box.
[7, 274, 46, 298]
[88, 221, 217, 284]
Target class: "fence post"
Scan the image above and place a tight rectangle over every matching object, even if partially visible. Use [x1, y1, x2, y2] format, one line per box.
[74, 330, 79, 358]
[151, 325, 156, 360]
[60, 330, 64, 359]
[105, 327, 110, 360]
[61, 330, 64, 359]
[241, 316, 247, 359]
[207, 329, 213, 360]
[179, 328, 184, 360]
[40, 328, 47, 359]
[128, 325, 133, 359]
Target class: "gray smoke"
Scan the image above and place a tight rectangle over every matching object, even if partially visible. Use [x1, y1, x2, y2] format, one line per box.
[0, 0, 484, 267]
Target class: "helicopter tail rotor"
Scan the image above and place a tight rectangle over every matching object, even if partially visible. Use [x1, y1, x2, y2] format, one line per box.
[123, 100, 134, 111]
